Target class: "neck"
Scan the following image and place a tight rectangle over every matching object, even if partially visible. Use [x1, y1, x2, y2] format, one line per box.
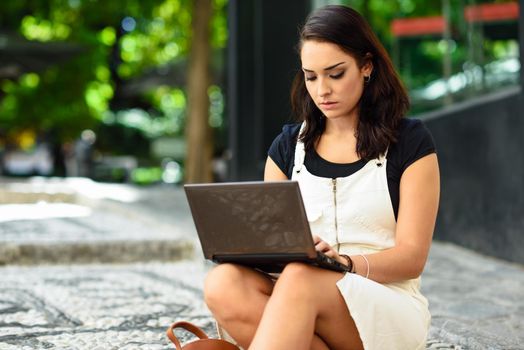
[324, 114, 359, 137]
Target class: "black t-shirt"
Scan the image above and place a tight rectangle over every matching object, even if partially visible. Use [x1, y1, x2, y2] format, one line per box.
[267, 118, 436, 220]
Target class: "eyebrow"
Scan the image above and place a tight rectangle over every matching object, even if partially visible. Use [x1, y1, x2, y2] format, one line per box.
[302, 61, 346, 73]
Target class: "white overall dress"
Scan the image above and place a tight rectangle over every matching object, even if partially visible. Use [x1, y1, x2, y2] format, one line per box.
[291, 125, 431, 350]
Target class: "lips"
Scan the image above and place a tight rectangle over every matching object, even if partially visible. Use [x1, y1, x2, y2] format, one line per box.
[319, 101, 338, 110]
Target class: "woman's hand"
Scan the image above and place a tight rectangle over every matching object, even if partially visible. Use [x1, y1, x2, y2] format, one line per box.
[313, 235, 346, 265]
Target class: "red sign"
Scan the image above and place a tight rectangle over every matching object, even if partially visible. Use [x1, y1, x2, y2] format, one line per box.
[391, 16, 446, 38]
[465, 2, 519, 23]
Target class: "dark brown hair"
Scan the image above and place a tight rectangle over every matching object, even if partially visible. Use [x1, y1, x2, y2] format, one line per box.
[291, 5, 409, 160]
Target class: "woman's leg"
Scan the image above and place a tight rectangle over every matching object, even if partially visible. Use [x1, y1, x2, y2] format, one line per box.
[204, 263, 331, 350]
[204, 264, 274, 348]
[248, 262, 364, 350]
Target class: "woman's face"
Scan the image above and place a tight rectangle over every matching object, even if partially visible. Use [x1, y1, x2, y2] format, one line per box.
[301, 40, 372, 122]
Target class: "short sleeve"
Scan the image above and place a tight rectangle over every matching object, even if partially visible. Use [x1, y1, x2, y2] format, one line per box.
[397, 118, 436, 174]
[385, 118, 436, 219]
[267, 123, 301, 179]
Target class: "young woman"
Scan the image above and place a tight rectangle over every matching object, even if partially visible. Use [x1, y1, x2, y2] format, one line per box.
[204, 5, 440, 350]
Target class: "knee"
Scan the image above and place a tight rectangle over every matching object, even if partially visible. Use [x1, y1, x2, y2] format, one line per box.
[280, 262, 314, 281]
[275, 263, 316, 297]
[204, 263, 253, 322]
[204, 264, 241, 308]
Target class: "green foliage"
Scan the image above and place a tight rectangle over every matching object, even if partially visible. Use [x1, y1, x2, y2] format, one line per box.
[131, 166, 163, 185]
[0, 0, 227, 149]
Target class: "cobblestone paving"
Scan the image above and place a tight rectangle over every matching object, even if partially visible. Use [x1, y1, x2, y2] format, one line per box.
[422, 243, 524, 350]
[0, 261, 214, 350]
[2, 246, 512, 350]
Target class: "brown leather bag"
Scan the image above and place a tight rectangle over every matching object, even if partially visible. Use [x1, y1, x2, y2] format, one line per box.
[166, 321, 240, 350]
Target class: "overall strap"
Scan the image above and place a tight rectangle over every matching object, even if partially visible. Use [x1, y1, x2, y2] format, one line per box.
[375, 146, 389, 167]
[292, 122, 307, 175]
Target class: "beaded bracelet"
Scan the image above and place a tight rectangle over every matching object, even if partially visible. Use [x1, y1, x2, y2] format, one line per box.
[339, 254, 354, 273]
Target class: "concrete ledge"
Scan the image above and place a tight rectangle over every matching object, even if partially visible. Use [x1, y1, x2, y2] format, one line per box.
[0, 177, 78, 204]
[0, 190, 77, 204]
[0, 239, 194, 265]
[0, 177, 197, 266]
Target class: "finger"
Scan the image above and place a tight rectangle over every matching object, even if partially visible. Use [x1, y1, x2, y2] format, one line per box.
[315, 241, 330, 253]
[312, 235, 322, 244]
[323, 250, 336, 258]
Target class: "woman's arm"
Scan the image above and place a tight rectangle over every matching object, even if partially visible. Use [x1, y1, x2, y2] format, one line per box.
[264, 156, 288, 181]
[266, 150, 439, 283]
[350, 153, 440, 283]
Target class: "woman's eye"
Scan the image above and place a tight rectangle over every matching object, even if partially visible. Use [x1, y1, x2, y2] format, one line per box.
[305, 75, 317, 81]
[330, 71, 345, 79]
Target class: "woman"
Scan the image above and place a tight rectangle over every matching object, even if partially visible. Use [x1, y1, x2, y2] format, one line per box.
[204, 5, 440, 350]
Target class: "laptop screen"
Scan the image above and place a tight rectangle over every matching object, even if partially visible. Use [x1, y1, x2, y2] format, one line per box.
[184, 181, 316, 259]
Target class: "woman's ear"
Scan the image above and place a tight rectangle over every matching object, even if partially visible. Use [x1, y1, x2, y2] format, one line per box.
[362, 52, 373, 76]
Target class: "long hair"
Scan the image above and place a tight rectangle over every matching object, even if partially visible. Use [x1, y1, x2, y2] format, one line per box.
[290, 5, 409, 160]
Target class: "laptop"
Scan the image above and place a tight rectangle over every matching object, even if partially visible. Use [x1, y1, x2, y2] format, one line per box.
[184, 181, 349, 273]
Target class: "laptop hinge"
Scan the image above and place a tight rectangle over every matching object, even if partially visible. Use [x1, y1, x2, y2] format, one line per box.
[213, 253, 309, 262]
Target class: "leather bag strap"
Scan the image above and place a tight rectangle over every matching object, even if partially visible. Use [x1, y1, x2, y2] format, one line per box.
[166, 321, 209, 349]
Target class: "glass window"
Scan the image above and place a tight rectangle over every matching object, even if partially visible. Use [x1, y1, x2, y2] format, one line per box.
[311, 0, 521, 114]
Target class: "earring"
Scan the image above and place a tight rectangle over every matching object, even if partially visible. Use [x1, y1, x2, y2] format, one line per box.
[364, 75, 371, 83]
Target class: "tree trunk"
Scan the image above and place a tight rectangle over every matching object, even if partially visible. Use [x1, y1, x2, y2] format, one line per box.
[185, 0, 213, 183]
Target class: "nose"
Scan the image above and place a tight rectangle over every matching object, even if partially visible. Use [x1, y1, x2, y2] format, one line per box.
[317, 78, 331, 97]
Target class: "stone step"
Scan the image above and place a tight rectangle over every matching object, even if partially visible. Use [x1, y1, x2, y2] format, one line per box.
[0, 178, 198, 266]
[0, 239, 194, 265]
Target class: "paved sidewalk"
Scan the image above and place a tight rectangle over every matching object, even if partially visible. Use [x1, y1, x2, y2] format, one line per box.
[422, 242, 524, 349]
[0, 177, 523, 349]
[0, 261, 212, 350]
[1, 243, 522, 349]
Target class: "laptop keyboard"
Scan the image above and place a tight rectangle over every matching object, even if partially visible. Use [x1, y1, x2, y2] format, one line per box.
[317, 252, 350, 272]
